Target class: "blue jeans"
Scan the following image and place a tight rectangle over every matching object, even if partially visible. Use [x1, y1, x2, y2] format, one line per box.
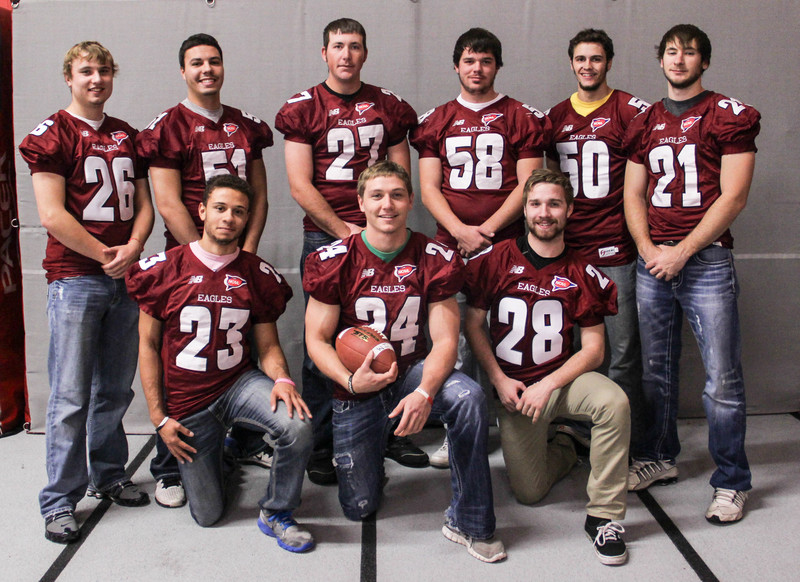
[600, 261, 645, 454]
[636, 245, 751, 491]
[300, 230, 338, 456]
[176, 369, 312, 527]
[332, 360, 495, 539]
[39, 276, 138, 519]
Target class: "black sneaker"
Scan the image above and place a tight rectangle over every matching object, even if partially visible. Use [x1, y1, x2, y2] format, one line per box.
[585, 516, 627, 566]
[307, 453, 337, 486]
[102, 480, 150, 507]
[385, 434, 429, 468]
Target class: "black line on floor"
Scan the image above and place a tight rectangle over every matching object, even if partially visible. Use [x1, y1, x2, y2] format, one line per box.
[636, 489, 719, 582]
[790, 411, 800, 422]
[360, 513, 377, 582]
[39, 435, 156, 582]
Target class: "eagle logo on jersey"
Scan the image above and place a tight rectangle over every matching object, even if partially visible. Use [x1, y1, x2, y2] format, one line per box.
[394, 264, 416, 283]
[481, 113, 503, 126]
[355, 102, 375, 115]
[681, 116, 702, 133]
[551, 275, 577, 292]
[590, 118, 611, 132]
[224, 274, 248, 291]
[223, 123, 239, 137]
[110, 131, 129, 145]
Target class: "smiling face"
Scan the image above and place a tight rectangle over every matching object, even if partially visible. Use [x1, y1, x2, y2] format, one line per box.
[181, 44, 224, 106]
[322, 31, 367, 91]
[358, 175, 413, 239]
[570, 42, 611, 95]
[199, 186, 249, 251]
[66, 54, 114, 114]
[455, 49, 499, 100]
[660, 39, 708, 91]
[524, 182, 573, 244]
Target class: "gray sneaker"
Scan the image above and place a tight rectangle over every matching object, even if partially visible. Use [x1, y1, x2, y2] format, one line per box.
[258, 510, 315, 553]
[628, 460, 678, 491]
[705, 488, 747, 525]
[442, 524, 506, 563]
[430, 436, 450, 469]
[45, 511, 80, 544]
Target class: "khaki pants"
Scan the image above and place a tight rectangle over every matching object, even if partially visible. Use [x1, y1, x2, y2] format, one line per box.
[497, 371, 630, 520]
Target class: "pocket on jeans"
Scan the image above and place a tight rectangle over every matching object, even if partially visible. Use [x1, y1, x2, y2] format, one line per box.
[693, 244, 732, 266]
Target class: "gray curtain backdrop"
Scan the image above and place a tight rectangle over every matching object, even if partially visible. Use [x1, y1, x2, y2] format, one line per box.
[13, 0, 799, 431]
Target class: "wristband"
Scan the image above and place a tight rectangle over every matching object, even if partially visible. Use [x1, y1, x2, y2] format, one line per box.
[414, 387, 434, 405]
[155, 417, 170, 432]
[347, 374, 357, 395]
[274, 377, 295, 387]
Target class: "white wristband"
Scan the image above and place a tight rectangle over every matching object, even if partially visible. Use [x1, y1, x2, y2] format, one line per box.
[155, 416, 170, 432]
[414, 387, 433, 405]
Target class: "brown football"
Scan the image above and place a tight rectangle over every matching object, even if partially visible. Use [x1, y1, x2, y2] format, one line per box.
[335, 326, 396, 374]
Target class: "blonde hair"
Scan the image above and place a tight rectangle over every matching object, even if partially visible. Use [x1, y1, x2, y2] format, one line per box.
[63, 41, 118, 78]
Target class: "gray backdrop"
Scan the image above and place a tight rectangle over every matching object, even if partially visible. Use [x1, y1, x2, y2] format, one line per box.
[13, 0, 799, 431]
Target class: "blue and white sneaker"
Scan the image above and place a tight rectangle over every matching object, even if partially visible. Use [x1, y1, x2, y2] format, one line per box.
[258, 510, 315, 553]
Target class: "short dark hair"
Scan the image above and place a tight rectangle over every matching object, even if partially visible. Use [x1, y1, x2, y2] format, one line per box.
[203, 174, 253, 205]
[568, 28, 614, 61]
[323, 18, 367, 50]
[657, 24, 711, 64]
[179, 33, 223, 68]
[452, 28, 503, 68]
[523, 169, 574, 206]
[357, 160, 412, 198]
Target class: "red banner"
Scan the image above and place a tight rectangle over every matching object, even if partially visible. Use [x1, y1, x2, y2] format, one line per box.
[0, 0, 29, 436]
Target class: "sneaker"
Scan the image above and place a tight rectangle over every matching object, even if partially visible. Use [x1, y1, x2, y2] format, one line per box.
[155, 476, 186, 508]
[258, 510, 315, 553]
[705, 488, 747, 525]
[430, 436, 450, 469]
[86, 484, 103, 499]
[585, 517, 627, 566]
[44, 511, 80, 544]
[307, 453, 337, 486]
[102, 480, 150, 507]
[627, 459, 678, 491]
[238, 445, 274, 469]
[386, 434, 429, 468]
[442, 524, 506, 563]
[555, 423, 591, 456]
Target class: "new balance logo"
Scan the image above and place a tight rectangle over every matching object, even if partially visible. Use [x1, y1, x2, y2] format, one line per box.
[510, 265, 525, 274]
[361, 268, 374, 278]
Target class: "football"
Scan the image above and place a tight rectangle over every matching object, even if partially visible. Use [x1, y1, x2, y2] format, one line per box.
[335, 326, 396, 374]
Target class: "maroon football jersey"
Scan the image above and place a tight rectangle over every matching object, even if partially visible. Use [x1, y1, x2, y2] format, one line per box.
[464, 240, 617, 386]
[303, 231, 464, 399]
[410, 96, 551, 248]
[19, 110, 144, 283]
[136, 103, 273, 249]
[126, 245, 292, 419]
[275, 83, 417, 232]
[625, 91, 760, 247]
[546, 90, 650, 265]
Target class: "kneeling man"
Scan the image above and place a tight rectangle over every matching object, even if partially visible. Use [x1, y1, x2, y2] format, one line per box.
[464, 169, 630, 565]
[304, 161, 505, 563]
[127, 174, 314, 552]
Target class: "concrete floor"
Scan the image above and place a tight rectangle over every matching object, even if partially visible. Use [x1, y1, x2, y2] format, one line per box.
[2, 414, 799, 582]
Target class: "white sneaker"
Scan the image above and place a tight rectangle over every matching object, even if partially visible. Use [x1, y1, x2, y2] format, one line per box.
[155, 477, 186, 508]
[430, 436, 450, 468]
[705, 488, 747, 524]
[628, 460, 678, 491]
[442, 524, 506, 563]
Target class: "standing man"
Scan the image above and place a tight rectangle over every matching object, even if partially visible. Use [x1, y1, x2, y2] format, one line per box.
[137, 33, 274, 507]
[127, 174, 314, 553]
[411, 27, 550, 466]
[304, 162, 505, 563]
[623, 24, 760, 525]
[20, 41, 154, 543]
[464, 169, 630, 565]
[275, 18, 422, 484]
[545, 29, 649, 451]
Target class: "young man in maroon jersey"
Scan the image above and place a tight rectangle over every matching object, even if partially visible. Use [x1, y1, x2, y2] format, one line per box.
[127, 174, 314, 552]
[275, 18, 424, 484]
[20, 41, 155, 543]
[624, 25, 760, 524]
[545, 29, 650, 459]
[464, 169, 630, 565]
[137, 33, 274, 506]
[304, 161, 505, 563]
[411, 28, 550, 466]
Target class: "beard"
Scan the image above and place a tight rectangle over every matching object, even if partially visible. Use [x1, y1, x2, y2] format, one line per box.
[664, 67, 704, 90]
